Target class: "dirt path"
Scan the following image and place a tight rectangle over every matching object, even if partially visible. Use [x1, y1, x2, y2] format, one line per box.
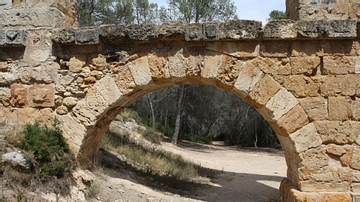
[93, 139, 287, 202]
[160, 140, 286, 202]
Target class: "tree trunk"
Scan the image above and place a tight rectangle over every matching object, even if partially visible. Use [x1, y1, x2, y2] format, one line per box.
[172, 85, 185, 145]
[147, 94, 155, 129]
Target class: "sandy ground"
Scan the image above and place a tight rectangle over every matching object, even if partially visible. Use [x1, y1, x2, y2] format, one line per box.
[92, 139, 287, 202]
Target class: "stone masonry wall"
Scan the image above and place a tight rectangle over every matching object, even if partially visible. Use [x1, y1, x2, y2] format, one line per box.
[287, 0, 360, 21]
[2, 19, 360, 201]
[2, 0, 360, 201]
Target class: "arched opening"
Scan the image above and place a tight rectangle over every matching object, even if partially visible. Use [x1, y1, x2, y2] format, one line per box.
[54, 39, 313, 200]
[95, 83, 287, 201]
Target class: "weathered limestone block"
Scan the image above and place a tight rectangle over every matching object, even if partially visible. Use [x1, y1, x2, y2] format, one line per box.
[260, 41, 290, 58]
[202, 50, 222, 80]
[157, 22, 185, 40]
[23, 29, 52, 66]
[185, 23, 203, 41]
[128, 56, 152, 86]
[166, 49, 186, 78]
[291, 41, 322, 57]
[300, 145, 328, 171]
[352, 98, 360, 121]
[295, 20, 357, 38]
[248, 75, 281, 108]
[0, 72, 17, 86]
[148, 52, 166, 81]
[52, 28, 75, 44]
[251, 57, 291, 75]
[264, 87, 299, 121]
[351, 146, 360, 170]
[71, 99, 98, 127]
[217, 56, 242, 88]
[127, 24, 157, 41]
[299, 97, 328, 121]
[4, 29, 25, 46]
[219, 20, 262, 40]
[233, 62, 263, 98]
[56, 105, 68, 115]
[323, 56, 358, 75]
[263, 20, 297, 39]
[328, 96, 352, 121]
[290, 123, 322, 154]
[283, 75, 319, 98]
[320, 75, 359, 97]
[315, 121, 360, 144]
[206, 42, 259, 59]
[320, 40, 356, 57]
[326, 144, 349, 156]
[90, 55, 107, 71]
[93, 75, 122, 106]
[27, 84, 55, 108]
[0, 9, 67, 29]
[83, 76, 96, 83]
[276, 105, 309, 136]
[309, 167, 353, 183]
[318, 192, 352, 202]
[2, 151, 32, 170]
[280, 179, 320, 202]
[288, 0, 360, 22]
[290, 56, 321, 75]
[63, 97, 77, 108]
[67, 57, 85, 73]
[300, 181, 350, 193]
[114, 66, 136, 95]
[75, 29, 99, 45]
[57, 114, 86, 157]
[10, 84, 27, 107]
[351, 183, 360, 192]
[203, 23, 219, 40]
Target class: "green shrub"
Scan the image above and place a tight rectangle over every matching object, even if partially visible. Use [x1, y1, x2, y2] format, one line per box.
[20, 119, 72, 179]
[183, 133, 212, 145]
[141, 127, 161, 144]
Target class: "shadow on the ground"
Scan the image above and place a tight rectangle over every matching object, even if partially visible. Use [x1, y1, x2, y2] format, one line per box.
[100, 148, 283, 202]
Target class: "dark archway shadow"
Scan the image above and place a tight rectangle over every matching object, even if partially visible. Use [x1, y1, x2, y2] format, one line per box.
[100, 147, 284, 202]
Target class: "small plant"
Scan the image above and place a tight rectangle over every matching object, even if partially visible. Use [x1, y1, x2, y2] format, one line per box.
[16, 190, 28, 202]
[20, 119, 72, 179]
[141, 127, 161, 144]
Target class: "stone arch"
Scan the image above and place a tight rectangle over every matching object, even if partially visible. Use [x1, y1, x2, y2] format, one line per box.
[55, 43, 316, 194]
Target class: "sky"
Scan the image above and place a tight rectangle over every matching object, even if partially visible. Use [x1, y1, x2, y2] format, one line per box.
[152, 0, 286, 25]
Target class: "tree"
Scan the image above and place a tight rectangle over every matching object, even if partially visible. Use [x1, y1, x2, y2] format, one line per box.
[163, 0, 238, 23]
[77, 0, 159, 26]
[267, 10, 287, 21]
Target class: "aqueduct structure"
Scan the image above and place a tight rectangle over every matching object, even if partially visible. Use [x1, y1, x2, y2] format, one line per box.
[2, 0, 360, 201]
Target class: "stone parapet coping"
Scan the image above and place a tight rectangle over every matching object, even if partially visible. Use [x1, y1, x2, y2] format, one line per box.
[49, 20, 357, 46]
[0, 20, 358, 47]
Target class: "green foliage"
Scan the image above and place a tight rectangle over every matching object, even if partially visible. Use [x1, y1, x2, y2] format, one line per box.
[141, 127, 161, 144]
[16, 190, 28, 202]
[267, 10, 287, 21]
[164, 0, 238, 23]
[183, 133, 212, 145]
[20, 119, 72, 179]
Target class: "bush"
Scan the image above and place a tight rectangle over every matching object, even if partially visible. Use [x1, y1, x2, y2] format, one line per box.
[141, 127, 161, 144]
[183, 133, 212, 145]
[20, 119, 72, 179]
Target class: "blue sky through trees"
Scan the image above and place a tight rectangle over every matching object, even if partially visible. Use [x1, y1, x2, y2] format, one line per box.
[152, 0, 286, 24]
